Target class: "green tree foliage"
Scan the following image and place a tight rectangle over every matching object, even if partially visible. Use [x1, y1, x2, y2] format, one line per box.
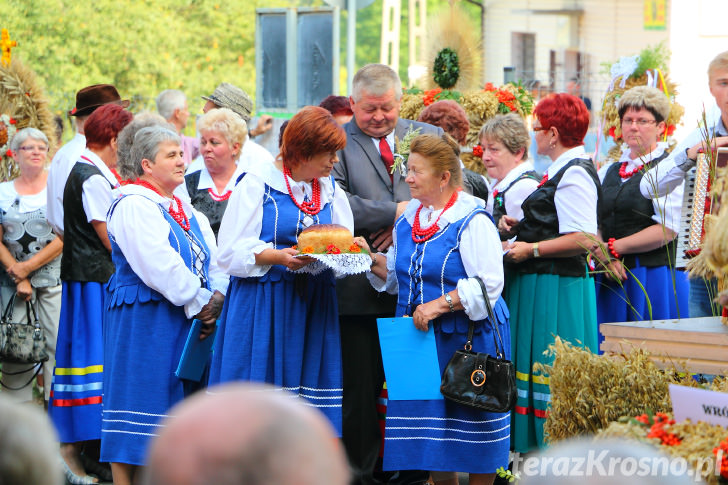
[4, 0, 475, 134]
[4, 0, 299, 123]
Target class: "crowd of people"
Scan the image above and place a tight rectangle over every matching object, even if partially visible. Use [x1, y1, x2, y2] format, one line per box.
[0, 50, 727, 485]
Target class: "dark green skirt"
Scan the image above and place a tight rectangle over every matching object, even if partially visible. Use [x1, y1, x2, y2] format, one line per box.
[503, 270, 598, 452]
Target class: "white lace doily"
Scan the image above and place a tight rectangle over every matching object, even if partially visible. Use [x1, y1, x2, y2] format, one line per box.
[292, 253, 372, 277]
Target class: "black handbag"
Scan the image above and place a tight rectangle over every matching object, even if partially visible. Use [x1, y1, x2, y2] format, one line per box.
[0, 293, 49, 365]
[440, 276, 516, 413]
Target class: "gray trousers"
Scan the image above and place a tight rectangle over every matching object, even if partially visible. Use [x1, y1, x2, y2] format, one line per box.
[0, 284, 62, 402]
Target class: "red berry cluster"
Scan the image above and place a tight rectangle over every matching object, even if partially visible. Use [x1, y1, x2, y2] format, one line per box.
[634, 412, 682, 447]
[713, 437, 728, 479]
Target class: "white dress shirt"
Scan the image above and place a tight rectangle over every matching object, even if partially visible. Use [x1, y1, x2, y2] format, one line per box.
[640, 118, 728, 198]
[485, 161, 540, 221]
[545, 146, 599, 235]
[46, 132, 86, 235]
[76, 149, 120, 223]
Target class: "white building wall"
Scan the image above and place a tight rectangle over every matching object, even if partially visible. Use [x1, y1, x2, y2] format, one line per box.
[670, 0, 728, 140]
[481, 0, 728, 140]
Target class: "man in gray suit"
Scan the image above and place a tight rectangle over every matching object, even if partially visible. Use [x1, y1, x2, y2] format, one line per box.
[333, 64, 443, 484]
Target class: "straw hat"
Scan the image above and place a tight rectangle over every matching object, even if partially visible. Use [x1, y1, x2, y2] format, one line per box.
[201, 83, 253, 122]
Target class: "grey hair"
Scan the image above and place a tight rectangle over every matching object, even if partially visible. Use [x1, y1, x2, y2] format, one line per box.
[117, 112, 174, 180]
[156, 89, 187, 121]
[127, 126, 181, 180]
[9, 127, 49, 152]
[0, 395, 63, 485]
[478, 113, 530, 160]
[351, 64, 402, 102]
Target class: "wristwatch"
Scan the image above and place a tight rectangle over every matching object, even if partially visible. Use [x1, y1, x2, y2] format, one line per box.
[532, 242, 540, 258]
[444, 293, 455, 312]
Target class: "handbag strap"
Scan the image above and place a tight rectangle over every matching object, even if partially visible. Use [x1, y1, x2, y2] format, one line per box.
[26, 299, 40, 327]
[472, 276, 506, 359]
[1, 292, 16, 322]
[0, 364, 42, 391]
[1, 294, 40, 328]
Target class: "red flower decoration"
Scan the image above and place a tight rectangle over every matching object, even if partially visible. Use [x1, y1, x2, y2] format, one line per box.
[665, 124, 676, 136]
[348, 244, 362, 253]
[8, 117, 16, 124]
[5, 149, 13, 158]
[483, 82, 496, 92]
[608, 126, 621, 140]
[423, 88, 442, 106]
[326, 244, 341, 254]
[472, 144, 483, 157]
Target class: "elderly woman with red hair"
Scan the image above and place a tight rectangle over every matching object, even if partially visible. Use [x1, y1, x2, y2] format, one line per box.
[49, 103, 133, 484]
[319, 95, 354, 125]
[209, 106, 353, 433]
[500, 93, 600, 453]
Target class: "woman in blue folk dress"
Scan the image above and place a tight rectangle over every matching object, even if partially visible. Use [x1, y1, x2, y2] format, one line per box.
[366, 134, 510, 485]
[102, 126, 227, 485]
[209, 106, 352, 433]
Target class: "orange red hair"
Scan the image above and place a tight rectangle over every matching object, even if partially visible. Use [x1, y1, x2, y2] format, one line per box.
[280, 106, 346, 170]
[533, 93, 589, 148]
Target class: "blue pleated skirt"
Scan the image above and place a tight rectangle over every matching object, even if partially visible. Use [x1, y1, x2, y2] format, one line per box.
[596, 261, 689, 324]
[503, 270, 597, 453]
[49, 280, 105, 443]
[382, 299, 511, 473]
[100, 285, 193, 465]
[208, 269, 343, 434]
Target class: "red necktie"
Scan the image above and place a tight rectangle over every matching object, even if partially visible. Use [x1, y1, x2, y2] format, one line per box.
[379, 137, 394, 181]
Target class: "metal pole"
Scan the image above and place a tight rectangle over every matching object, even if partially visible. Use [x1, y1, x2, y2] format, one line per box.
[347, 0, 356, 95]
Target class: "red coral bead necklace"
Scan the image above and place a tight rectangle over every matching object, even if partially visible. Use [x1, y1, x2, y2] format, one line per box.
[619, 162, 642, 179]
[283, 166, 322, 215]
[411, 190, 458, 243]
[208, 188, 232, 201]
[135, 179, 190, 231]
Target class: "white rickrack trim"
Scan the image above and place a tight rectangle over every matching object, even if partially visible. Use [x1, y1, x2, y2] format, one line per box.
[291, 253, 372, 277]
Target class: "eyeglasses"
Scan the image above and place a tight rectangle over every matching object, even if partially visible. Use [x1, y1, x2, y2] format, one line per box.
[621, 118, 657, 127]
[532, 125, 548, 132]
[18, 145, 49, 152]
